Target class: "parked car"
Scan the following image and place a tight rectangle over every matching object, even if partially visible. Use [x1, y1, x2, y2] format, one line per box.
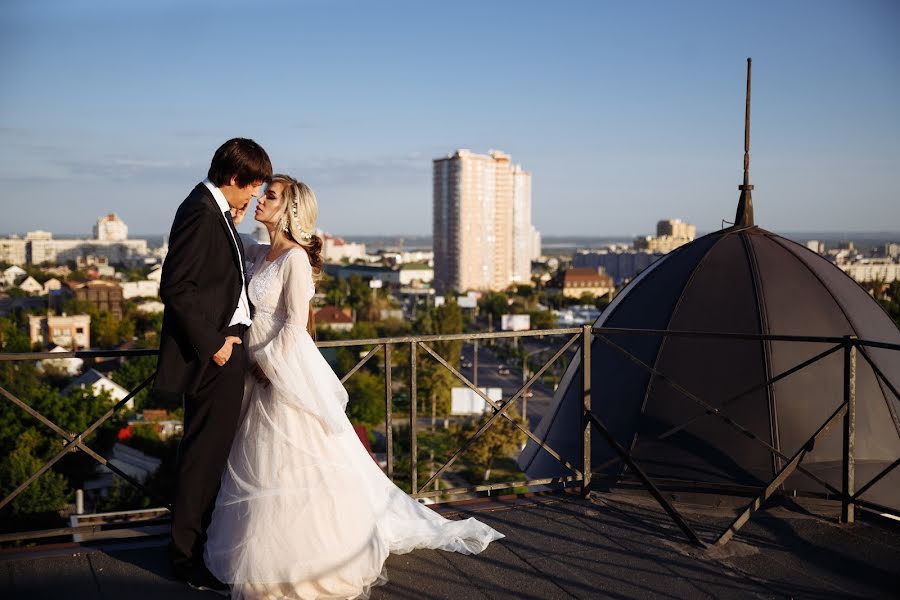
[461, 359, 473, 368]
[497, 365, 510, 376]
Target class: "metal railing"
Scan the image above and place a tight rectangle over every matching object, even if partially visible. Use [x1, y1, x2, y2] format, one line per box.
[2, 327, 899, 548]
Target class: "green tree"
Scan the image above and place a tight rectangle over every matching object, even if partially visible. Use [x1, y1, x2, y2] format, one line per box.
[463, 405, 527, 481]
[345, 370, 385, 427]
[114, 354, 161, 410]
[414, 301, 463, 429]
[529, 310, 557, 330]
[479, 292, 510, 323]
[0, 429, 69, 516]
[346, 275, 371, 312]
[0, 324, 127, 520]
[93, 310, 121, 348]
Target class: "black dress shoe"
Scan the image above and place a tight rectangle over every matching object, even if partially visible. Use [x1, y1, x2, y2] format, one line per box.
[174, 563, 230, 596]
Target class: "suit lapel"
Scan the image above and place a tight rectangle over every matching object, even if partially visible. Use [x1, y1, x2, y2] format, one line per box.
[199, 187, 243, 273]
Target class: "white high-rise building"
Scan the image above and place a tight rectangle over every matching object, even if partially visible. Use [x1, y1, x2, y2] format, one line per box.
[511, 164, 534, 284]
[433, 149, 538, 292]
[94, 214, 128, 241]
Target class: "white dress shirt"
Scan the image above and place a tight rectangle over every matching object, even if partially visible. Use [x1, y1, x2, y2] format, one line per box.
[203, 178, 253, 327]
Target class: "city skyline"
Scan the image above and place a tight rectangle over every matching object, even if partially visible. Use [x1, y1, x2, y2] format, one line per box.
[1, 1, 898, 236]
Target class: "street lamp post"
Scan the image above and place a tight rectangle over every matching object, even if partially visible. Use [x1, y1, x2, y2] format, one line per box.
[521, 346, 550, 423]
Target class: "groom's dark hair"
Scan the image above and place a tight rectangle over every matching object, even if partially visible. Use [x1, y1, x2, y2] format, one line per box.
[208, 138, 273, 187]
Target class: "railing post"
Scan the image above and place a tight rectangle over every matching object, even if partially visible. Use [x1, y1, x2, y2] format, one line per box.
[473, 340, 478, 387]
[841, 335, 857, 524]
[582, 324, 592, 497]
[409, 341, 418, 495]
[384, 343, 393, 481]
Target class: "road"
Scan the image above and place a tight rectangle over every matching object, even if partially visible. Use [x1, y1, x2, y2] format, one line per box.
[455, 340, 564, 430]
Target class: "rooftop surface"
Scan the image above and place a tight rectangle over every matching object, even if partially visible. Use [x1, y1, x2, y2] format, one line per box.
[2, 491, 899, 599]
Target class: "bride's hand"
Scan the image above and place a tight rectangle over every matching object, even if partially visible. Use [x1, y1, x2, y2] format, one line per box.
[250, 363, 270, 387]
[231, 201, 250, 226]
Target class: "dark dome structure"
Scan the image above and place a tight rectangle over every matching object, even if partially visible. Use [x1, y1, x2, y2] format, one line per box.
[519, 225, 900, 512]
[520, 61, 900, 515]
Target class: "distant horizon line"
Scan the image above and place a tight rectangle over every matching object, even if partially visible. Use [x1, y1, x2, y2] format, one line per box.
[2, 230, 899, 239]
[2, 229, 895, 239]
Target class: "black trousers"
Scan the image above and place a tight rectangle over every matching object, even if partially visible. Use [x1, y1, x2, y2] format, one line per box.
[170, 325, 247, 567]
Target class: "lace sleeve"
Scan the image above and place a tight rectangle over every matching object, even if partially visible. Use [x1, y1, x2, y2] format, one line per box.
[281, 250, 313, 330]
[252, 250, 349, 434]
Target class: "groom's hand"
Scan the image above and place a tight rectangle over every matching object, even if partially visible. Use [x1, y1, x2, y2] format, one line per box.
[212, 336, 242, 366]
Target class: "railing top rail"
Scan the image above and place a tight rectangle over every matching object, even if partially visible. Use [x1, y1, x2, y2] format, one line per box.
[315, 327, 584, 347]
[591, 326, 900, 350]
[2, 326, 899, 361]
[0, 348, 159, 361]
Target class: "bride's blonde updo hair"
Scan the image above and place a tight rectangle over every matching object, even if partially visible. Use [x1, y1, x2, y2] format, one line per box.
[272, 174, 323, 282]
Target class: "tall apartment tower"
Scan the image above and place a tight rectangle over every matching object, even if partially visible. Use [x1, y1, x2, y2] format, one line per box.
[433, 149, 535, 292]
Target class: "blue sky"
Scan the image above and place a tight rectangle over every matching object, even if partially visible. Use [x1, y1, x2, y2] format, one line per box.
[1, 0, 898, 237]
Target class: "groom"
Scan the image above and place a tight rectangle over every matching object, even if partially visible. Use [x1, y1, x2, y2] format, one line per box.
[156, 138, 272, 591]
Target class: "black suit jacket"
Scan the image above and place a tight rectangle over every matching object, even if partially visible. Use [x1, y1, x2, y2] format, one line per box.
[155, 183, 245, 394]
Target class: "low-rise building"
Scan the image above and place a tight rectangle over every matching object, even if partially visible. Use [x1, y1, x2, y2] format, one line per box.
[29, 313, 91, 349]
[322, 234, 367, 263]
[377, 249, 434, 267]
[326, 264, 401, 286]
[122, 280, 160, 299]
[399, 263, 434, 286]
[556, 267, 615, 298]
[62, 368, 134, 410]
[37, 345, 84, 377]
[573, 248, 664, 283]
[102, 443, 160, 482]
[136, 300, 165, 314]
[2, 265, 26, 286]
[17, 276, 43, 295]
[68, 280, 124, 320]
[554, 304, 603, 326]
[43, 278, 62, 294]
[44, 265, 72, 278]
[314, 306, 355, 332]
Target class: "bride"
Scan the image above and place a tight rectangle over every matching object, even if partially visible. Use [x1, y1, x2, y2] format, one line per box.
[204, 174, 503, 599]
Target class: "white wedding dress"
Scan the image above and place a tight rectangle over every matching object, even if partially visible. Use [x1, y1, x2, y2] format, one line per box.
[204, 242, 503, 600]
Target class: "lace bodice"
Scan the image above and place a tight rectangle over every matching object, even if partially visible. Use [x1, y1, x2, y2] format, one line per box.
[247, 249, 315, 325]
